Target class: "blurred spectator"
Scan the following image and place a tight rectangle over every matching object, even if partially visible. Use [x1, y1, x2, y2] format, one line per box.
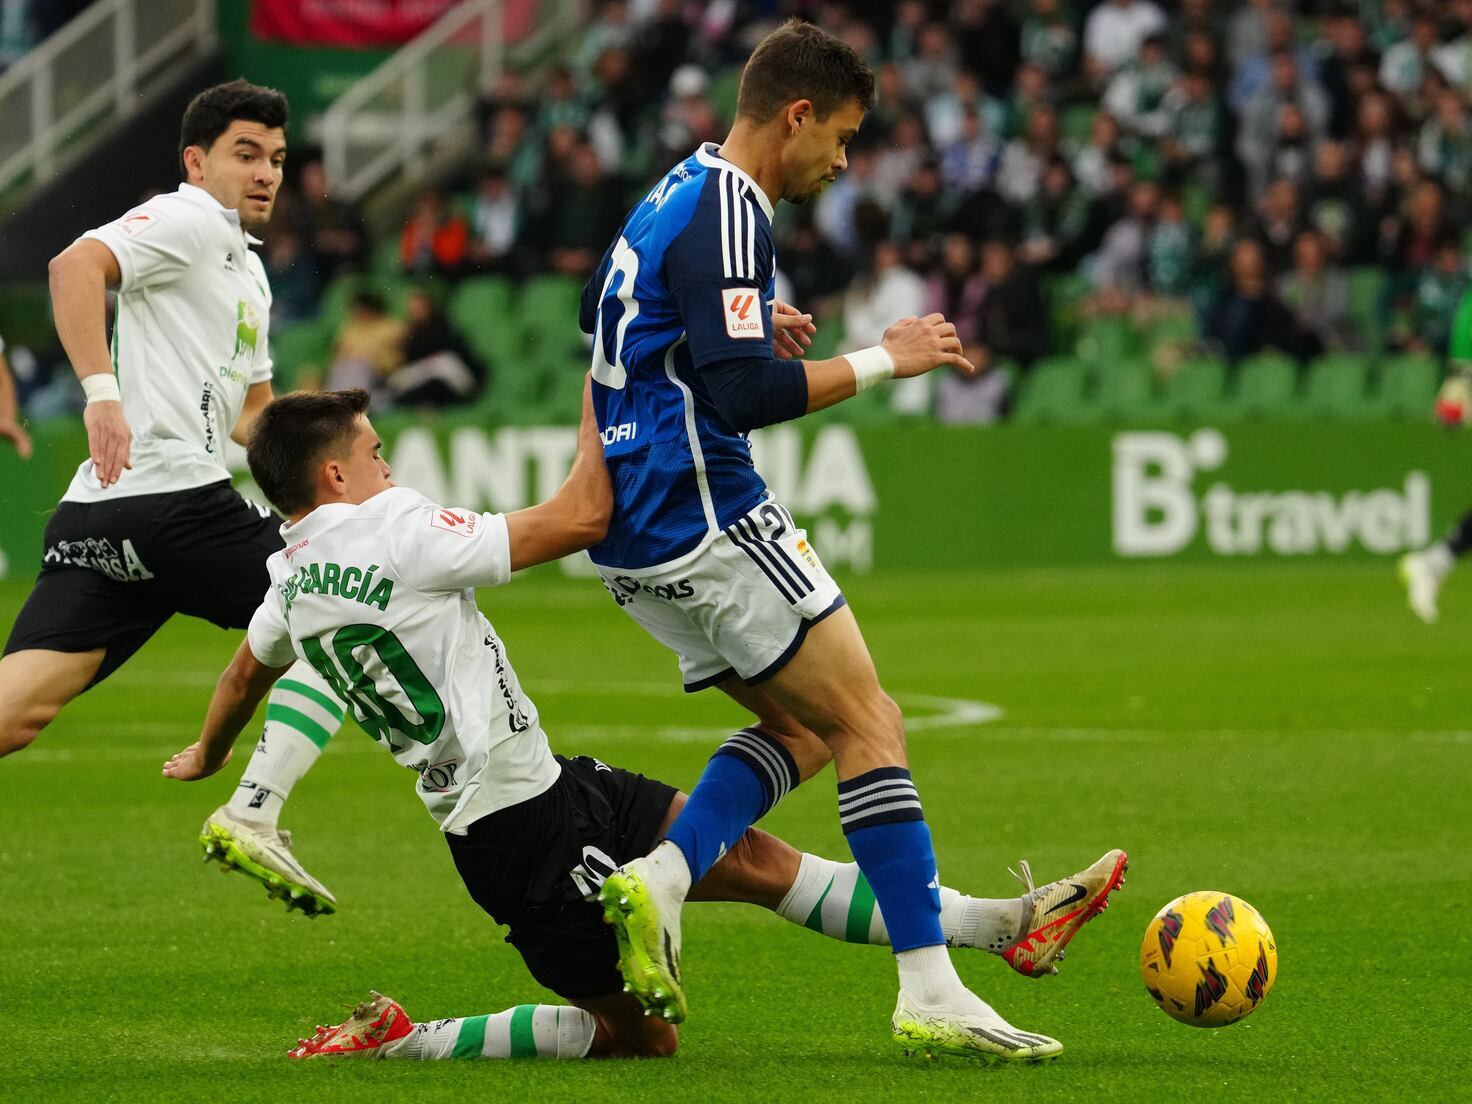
[902, 21, 960, 102]
[1083, 0, 1166, 84]
[926, 234, 986, 345]
[262, 227, 321, 327]
[955, 0, 1021, 99]
[973, 238, 1048, 368]
[1303, 140, 1368, 262]
[1205, 238, 1322, 362]
[1238, 51, 1330, 196]
[1018, 159, 1109, 272]
[532, 141, 626, 277]
[1089, 178, 1162, 307]
[843, 240, 927, 413]
[1278, 229, 1353, 351]
[777, 216, 853, 314]
[937, 104, 1001, 195]
[1381, 178, 1450, 273]
[400, 190, 470, 278]
[1071, 111, 1124, 199]
[1020, 0, 1078, 83]
[1226, 0, 1275, 70]
[997, 103, 1061, 205]
[292, 158, 365, 280]
[1380, 14, 1439, 98]
[1146, 191, 1197, 299]
[1417, 87, 1472, 194]
[1228, 6, 1320, 112]
[1159, 67, 1237, 197]
[1250, 177, 1306, 275]
[935, 240, 1044, 424]
[892, 160, 950, 266]
[385, 289, 486, 408]
[1393, 236, 1468, 355]
[1104, 34, 1177, 141]
[326, 291, 406, 397]
[465, 168, 520, 275]
[925, 70, 1001, 150]
[873, 114, 930, 203]
[657, 65, 723, 168]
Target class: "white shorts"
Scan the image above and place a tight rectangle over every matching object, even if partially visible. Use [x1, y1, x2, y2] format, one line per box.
[595, 500, 846, 692]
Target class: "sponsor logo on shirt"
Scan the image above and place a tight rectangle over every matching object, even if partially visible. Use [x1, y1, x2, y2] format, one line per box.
[412, 758, 460, 793]
[431, 508, 478, 536]
[721, 287, 764, 339]
[118, 211, 155, 237]
[283, 538, 310, 560]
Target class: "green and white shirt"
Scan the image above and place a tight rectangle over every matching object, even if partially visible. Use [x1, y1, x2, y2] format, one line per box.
[247, 487, 561, 833]
[65, 183, 274, 503]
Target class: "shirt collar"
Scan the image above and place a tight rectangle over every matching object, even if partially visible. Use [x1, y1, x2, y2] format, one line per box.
[175, 182, 264, 244]
[696, 143, 776, 220]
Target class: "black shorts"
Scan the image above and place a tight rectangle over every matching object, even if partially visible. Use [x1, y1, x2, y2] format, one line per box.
[446, 754, 678, 1002]
[3, 480, 284, 686]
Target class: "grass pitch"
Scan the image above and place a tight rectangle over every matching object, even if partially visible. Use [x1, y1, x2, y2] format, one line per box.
[1, 561, 1466, 1102]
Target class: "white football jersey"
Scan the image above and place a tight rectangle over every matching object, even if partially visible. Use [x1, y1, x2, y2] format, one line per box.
[247, 487, 560, 833]
[65, 183, 274, 503]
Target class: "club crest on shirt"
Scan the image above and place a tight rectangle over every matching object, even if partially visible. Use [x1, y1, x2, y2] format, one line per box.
[721, 287, 764, 339]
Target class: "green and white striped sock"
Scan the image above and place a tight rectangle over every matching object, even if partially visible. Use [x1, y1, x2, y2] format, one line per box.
[386, 1005, 596, 1060]
[776, 854, 1026, 955]
[226, 661, 346, 828]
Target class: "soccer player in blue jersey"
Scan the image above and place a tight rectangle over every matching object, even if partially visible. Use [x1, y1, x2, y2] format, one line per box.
[582, 20, 1125, 1062]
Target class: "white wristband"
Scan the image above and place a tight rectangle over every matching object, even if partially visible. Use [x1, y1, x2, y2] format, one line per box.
[81, 373, 121, 404]
[846, 345, 895, 393]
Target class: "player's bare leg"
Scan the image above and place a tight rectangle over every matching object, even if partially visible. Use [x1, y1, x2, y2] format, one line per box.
[0, 648, 103, 757]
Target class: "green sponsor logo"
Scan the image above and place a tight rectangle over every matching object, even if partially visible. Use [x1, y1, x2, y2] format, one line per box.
[233, 301, 260, 360]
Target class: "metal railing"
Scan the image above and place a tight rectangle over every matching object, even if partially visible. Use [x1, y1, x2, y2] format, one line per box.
[0, 0, 216, 199]
[321, 0, 578, 203]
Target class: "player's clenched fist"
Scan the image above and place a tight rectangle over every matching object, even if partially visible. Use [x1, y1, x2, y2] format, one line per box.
[881, 313, 976, 378]
[83, 398, 132, 488]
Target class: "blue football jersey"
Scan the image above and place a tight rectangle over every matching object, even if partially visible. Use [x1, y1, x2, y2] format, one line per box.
[581, 143, 777, 570]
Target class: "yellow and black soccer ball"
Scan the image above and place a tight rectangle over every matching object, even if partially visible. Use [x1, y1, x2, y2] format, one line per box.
[1140, 891, 1277, 1027]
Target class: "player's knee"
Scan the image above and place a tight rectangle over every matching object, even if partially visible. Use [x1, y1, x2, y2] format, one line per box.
[0, 710, 41, 757]
[633, 1022, 679, 1058]
[821, 691, 906, 760]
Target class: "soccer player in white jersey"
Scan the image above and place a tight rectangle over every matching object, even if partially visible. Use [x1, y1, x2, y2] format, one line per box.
[578, 21, 1127, 1061]
[163, 387, 1124, 1062]
[0, 81, 347, 915]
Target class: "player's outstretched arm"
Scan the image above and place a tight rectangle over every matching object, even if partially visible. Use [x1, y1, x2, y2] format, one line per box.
[503, 375, 613, 571]
[0, 348, 31, 459]
[803, 313, 975, 414]
[49, 239, 131, 487]
[231, 380, 276, 446]
[163, 639, 292, 781]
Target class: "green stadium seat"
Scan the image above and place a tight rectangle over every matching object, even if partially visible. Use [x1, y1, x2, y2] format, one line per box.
[268, 320, 333, 389]
[1230, 351, 1300, 419]
[520, 276, 585, 362]
[1347, 267, 1388, 351]
[1162, 355, 1227, 420]
[448, 276, 521, 368]
[1075, 317, 1142, 369]
[1013, 356, 1095, 424]
[1372, 353, 1440, 420]
[1302, 352, 1375, 420]
[1094, 358, 1160, 421]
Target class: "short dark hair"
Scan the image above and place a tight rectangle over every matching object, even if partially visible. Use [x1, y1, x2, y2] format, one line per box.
[736, 19, 875, 124]
[247, 389, 370, 517]
[178, 79, 289, 177]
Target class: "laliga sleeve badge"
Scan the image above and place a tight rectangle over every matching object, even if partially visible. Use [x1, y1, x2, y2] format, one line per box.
[721, 287, 765, 339]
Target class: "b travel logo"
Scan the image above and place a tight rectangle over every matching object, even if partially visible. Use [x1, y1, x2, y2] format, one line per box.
[1112, 429, 1429, 558]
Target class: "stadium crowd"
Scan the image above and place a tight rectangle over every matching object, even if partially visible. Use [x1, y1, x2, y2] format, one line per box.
[8, 0, 1472, 423]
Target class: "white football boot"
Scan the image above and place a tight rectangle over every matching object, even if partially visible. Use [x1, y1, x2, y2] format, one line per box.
[200, 805, 337, 916]
[1399, 547, 1452, 624]
[892, 990, 1062, 1062]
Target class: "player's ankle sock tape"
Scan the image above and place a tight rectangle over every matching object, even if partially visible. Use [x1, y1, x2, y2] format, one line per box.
[711, 727, 798, 818]
[663, 730, 791, 882]
[840, 768, 944, 953]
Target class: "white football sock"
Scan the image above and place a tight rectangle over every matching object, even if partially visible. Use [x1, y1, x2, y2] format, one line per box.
[640, 839, 693, 903]
[226, 661, 345, 828]
[387, 1005, 596, 1060]
[775, 854, 1026, 953]
[894, 943, 970, 1006]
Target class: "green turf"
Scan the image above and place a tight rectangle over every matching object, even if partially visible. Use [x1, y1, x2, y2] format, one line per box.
[1, 562, 1466, 1101]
